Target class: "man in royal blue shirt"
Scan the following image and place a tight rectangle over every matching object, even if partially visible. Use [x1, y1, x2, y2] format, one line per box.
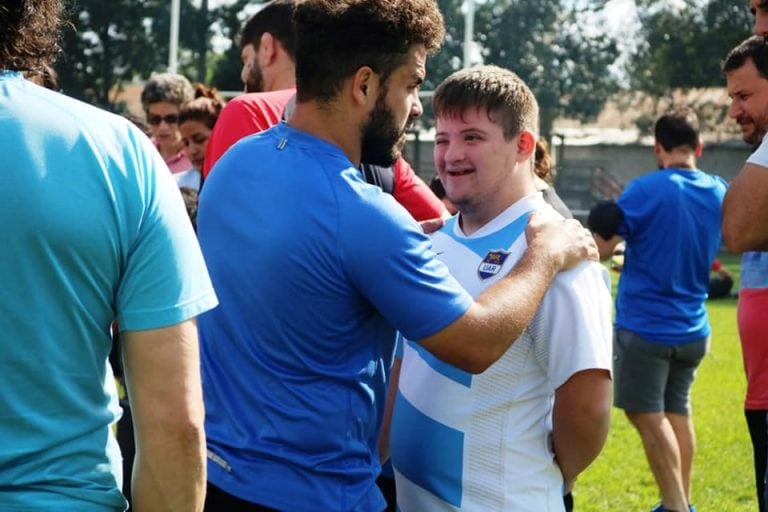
[197, 1, 598, 510]
[588, 108, 726, 512]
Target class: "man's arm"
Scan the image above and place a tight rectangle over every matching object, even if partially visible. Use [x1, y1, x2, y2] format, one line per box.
[122, 320, 206, 512]
[419, 215, 597, 374]
[722, 162, 768, 252]
[552, 369, 612, 489]
[594, 233, 624, 261]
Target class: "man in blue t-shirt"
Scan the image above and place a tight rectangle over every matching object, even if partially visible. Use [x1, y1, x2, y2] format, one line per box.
[196, 1, 598, 511]
[588, 108, 726, 512]
[0, 2, 218, 510]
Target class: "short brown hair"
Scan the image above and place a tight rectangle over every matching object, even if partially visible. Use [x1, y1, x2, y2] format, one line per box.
[239, 0, 297, 60]
[0, 0, 63, 72]
[723, 35, 768, 78]
[654, 107, 699, 152]
[293, 0, 445, 103]
[433, 65, 539, 141]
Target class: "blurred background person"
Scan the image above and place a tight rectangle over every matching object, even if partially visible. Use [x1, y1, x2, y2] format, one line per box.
[178, 84, 226, 191]
[141, 72, 194, 174]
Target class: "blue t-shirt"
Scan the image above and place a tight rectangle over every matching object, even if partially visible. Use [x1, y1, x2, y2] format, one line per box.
[0, 71, 217, 510]
[615, 167, 726, 344]
[197, 122, 472, 511]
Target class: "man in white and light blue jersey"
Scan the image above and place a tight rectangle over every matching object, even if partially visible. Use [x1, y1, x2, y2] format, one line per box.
[389, 65, 613, 511]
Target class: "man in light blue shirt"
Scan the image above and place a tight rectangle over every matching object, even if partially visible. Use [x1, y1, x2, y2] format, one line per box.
[0, 1, 218, 510]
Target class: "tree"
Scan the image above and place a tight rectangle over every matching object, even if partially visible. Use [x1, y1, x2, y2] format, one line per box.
[56, 0, 215, 110]
[209, 0, 254, 91]
[478, 0, 620, 138]
[421, 0, 620, 139]
[630, 0, 752, 96]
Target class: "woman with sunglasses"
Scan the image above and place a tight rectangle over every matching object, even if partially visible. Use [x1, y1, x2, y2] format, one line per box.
[140, 72, 194, 174]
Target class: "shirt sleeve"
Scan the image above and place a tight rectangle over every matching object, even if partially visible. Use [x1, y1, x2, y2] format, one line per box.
[530, 262, 613, 389]
[340, 184, 472, 342]
[392, 157, 447, 221]
[747, 136, 768, 167]
[117, 127, 218, 331]
[203, 98, 268, 177]
[616, 179, 649, 241]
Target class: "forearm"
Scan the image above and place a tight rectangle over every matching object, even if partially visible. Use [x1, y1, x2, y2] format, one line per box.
[132, 421, 206, 512]
[419, 243, 559, 374]
[594, 234, 622, 261]
[123, 321, 207, 512]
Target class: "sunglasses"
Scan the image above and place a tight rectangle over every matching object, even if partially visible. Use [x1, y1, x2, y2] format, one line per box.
[147, 114, 179, 125]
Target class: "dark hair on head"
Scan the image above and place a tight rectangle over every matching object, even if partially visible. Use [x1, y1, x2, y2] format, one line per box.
[240, 0, 297, 59]
[179, 84, 226, 129]
[534, 138, 553, 183]
[141, 73, 194, 112]
[24, 62, 59, 90]
[293, 0, 445, 103]
[433, 65, 539, 141]
[723, 35, 768, 78]
[0, 0, 64, 72]
[654, 107, 699, 152]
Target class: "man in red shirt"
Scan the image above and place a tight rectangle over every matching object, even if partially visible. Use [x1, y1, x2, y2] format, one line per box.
[203, 0, 446, 222]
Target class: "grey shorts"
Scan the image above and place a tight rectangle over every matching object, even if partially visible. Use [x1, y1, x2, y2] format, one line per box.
[613, 328, 710, 415]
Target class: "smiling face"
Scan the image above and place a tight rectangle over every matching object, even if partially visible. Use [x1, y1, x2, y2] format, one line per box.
[179, 120, 211, 171]
[434, 107, 533, 225]
[360, 44, 425, 166]
[727, 57, 768, 145]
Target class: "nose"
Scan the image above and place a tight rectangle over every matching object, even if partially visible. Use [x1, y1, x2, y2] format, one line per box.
[728, 100, 742, 120]
[411, 92, 423, 118]
[755, 14, 768, 37]
[444, 139, 465, 164]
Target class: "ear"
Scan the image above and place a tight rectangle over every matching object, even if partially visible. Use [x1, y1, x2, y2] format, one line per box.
[259, 32, 277, 66]
[653, 140, 663, 157]
[350, 66, 379, 108]
[516, 130, 537, 162]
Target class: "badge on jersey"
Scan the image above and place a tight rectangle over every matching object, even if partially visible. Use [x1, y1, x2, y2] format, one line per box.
[478, 250, 511, 280]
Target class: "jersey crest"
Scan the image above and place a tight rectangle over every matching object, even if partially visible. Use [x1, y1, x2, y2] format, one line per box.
[478, 250, 510, 280]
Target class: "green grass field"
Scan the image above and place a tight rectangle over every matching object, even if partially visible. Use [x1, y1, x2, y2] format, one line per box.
[575, 254, 756, 511]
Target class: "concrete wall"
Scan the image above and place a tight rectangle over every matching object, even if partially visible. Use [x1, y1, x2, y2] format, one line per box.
[557, 142, 752, 186]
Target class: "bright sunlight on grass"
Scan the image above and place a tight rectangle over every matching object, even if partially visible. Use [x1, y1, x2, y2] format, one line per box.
[575, 254, 756, 511]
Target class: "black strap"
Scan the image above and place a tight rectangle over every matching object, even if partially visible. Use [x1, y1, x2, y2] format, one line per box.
[361, 163, 395, 195]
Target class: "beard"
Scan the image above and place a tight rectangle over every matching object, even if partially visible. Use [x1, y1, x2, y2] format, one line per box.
[360, 93, 410, 167]
[244, 63, 264, 94]
[745, 125, 767, 147]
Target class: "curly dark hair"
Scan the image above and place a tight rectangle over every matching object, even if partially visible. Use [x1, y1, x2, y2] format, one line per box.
[0, 0, 64, 71]
[293, 0, 445, 103]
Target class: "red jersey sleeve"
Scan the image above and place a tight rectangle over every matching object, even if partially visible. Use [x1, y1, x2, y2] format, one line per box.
[392, 157, 447, 221]
[202, 89, 295, 177]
